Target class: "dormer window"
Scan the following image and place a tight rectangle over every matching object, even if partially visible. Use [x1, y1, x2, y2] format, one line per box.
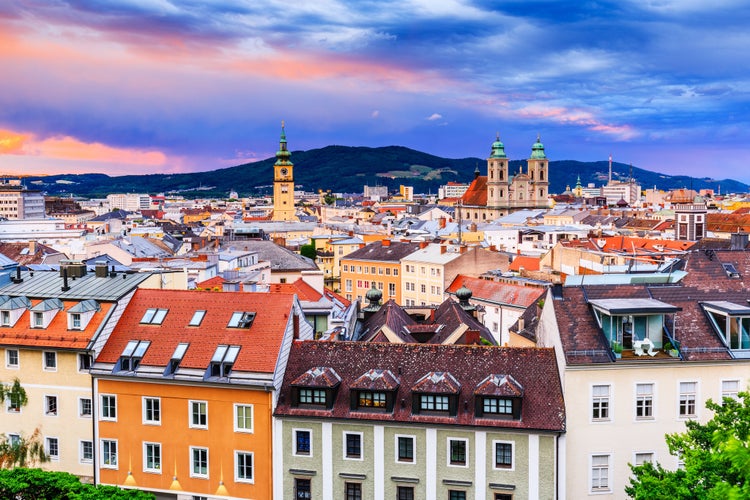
[702, 301, 750, 352]
[166, 343, 189, 375]
[228, 311, 255, 328]
[411, 372, 460, 416]
[349, 369, 399, 412]
[589, 298, 679, 352]
[140, 308, 168, 325]
[475, 374, 523, 420]
[208, 345, 240, 378]
[291, 367, 341, 410]
[30, 298, 63, 329]
[67, 300, 100, 331]
[0, 296, 30, 328]
[119, 340, 150, 372]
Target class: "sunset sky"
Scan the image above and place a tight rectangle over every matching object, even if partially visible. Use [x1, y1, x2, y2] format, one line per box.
[1, 1, 749, 183]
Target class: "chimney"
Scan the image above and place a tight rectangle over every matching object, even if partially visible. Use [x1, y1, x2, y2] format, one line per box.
[489, 245, 497, 252]
[439, 217, 446, 229]
[95, 262, 108, 278]
[382, 239, 391, 247]
[518, 318, 525, 331]
[440, 245, 447, 254]
[460, 245, 467, 254]
[419, 241, 428, 249]
[465, 330, 480, 345]
[28, 240, 36, 254]
[61, 267, 70, 292]
[293, 314, 300, 340]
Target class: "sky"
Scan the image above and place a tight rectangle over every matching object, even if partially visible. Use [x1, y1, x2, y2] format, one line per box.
[1, 0, 749, 183]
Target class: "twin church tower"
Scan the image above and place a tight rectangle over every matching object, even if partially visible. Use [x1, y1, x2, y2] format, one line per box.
[270, 123, 550, 221]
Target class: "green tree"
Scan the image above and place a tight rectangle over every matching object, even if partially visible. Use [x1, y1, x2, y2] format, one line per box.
[627, 392, 750, 499]
[299, 243, 317, 260]
[0, 468, 155, 499]
[0, 378, 48, 468]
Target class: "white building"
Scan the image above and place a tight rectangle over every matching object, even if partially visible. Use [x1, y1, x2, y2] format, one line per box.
[106, 193, 151, 212]
[0, 181, 45, 219]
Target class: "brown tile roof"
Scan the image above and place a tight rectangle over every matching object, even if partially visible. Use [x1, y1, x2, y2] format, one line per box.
[96, 289, 294, 373]
[275, 341, 565, 432]
[0, 242, 65, 266]
[343, 240, 421, 263]
[446, 275, 545, 308]
[459, 176, 488, 207]
[0, 300, 113, 350]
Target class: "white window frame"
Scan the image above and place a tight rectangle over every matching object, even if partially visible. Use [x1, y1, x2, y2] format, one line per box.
[293, 428, 313, 457]
[42, 351, 57, 372]
[395, 434, 416, 464]
[447, 437, 469, 468]
[143, 397, 161, 425]
[635, 382, 655, 421]
[79, 397, 92, 418]
[189, 400, 208, 429]
[80, 440, 93, 464]
[100, 394, 117, 421]
[492, 440, 515, 471]
[721, 379, 740, 402]
[590, 453, 611, 493]
[234, 404, 254, 433]
[235, 450, 255, 484]
[6, 348, 18, 369]
[678, 381, 698, 419]
[45, 437, 60, 461]
[343, 431, 364, 461]
[190, 446, 209, 479]
[633, 451, 655, 466]
[591, 383, 611, 422]
[101, 439, 118, 469]
[143, 442, 162, 474]
[44, 394, 58, 417]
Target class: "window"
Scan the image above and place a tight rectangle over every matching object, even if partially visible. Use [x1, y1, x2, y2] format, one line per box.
[722, 380, 740, 402]
[228, 311, 255, 328]
[495, 495, 513, 500]
[7, 434, 19, 446]
[7, 391, 21, 413]
[71, 313, 81, 329]
[33, 312, 43, 328]
[393, 269, 398, 276]
[119, 340, 150, 371]
[294, 429, 312, 456]
[679, 381, 697, 417]
[189, 310, 206, 326]
[80, 440, 93, 463]
[209, 345, 240, 378]
[45, 395, 58, 416]
[385, 268, 391, 275]
[101, 439, 117, 468]
[357, 391, 386, 409]
[388, 283, 396, 296]
[420, 284, 426, 293]
[79, 398, 92, 418]
[343, 265, 349, 272]
[101, 395, 116, 420]
[140, 308, 168, 324]
[190, 401, 207, 429]
[419, 394, 449, 412]
[636, 383, 654, 419]
[494, 441, 513, 469]
[344, 433, 362, 459]
[167, 343, 188, 374]
[449, 438, 467, 466]
[634, 452, 653, 465]
[144, 442, 161, 473]
[591, 454, 610, 492]
[398, 486, 414, 500]
[299, 388, 327, 406]
[449, 491, 466, 500]
[592, 385, 610, 421]
[483, 397, 513, 415]
[191, 447, 208, 478]
[295, 478, 311, 499]
[234, 404, 253, 433]
[43, 351, 57, 371]
[1, 310, 9, 326]
[143, 397, 161, 424]
[6, 349, 18, 368]
[397, 435, 415, 463]
[235, 451, 253, 482]
[345, 482, 362, 500]
[78, 353, 92, 371]
[345, 279, 352, 292]
[45, 437, 59, 460]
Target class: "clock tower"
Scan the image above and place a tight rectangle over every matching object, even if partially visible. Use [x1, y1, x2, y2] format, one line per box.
[272, 121, 297, 221]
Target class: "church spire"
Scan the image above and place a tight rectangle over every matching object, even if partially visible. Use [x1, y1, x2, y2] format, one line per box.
[275, 120, 292, 166]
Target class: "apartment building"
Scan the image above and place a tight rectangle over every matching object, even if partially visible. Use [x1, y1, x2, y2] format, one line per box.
[340, 240, 420, 304]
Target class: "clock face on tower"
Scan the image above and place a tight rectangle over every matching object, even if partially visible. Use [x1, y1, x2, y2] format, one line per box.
[280, 168, 288, 176]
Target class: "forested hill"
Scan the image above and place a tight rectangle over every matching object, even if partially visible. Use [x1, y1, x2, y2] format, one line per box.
[22, 145, 748, 198]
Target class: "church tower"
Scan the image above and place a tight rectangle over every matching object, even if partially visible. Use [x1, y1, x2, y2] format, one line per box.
[527, 134, 549, 207]
[272, 121, 297, 221]
[486, 133, 509, 208]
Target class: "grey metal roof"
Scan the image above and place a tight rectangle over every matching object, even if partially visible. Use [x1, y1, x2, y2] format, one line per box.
[589, 298, 680, 315]
[0, 270, 151, 301]
[30, 298, 64, 311]
[702, 300, 750, 315]
[68, 299, 101, 313]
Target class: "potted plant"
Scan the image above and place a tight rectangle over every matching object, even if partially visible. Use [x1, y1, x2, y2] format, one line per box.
[612, 340, 623, 358]
[664, 341, 679, 357]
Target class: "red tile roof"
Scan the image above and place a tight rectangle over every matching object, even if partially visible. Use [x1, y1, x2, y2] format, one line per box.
[275, 341, 565, 432]
[96, 289, 294, 374]
[460, 176, 488, 207]
[446, 275, 545, 308]
[509, 256, 541, 272]
[0, 301, 113, 349]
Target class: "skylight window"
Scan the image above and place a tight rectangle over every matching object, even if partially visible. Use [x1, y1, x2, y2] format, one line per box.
[228, 311, 256, 328]
[189, 310, 206, 327]
[166, 343, 189, 375]
[119, 340, 150, 371]
[208, 345, 240, 378]
[140, 308, 168, 325]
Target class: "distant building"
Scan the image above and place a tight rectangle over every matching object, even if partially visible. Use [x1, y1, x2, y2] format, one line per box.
[106, 193, 151, 212]
[439, 181, 470, 199]
[0, 179, 45, 219]
[363, 185, 388, 201]
[272, 122, 297, 222]
[457, 135, 550, 223]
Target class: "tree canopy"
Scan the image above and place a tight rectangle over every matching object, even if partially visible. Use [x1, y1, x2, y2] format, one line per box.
[0, 468, 155, 499]
[627, 392, 750, 499]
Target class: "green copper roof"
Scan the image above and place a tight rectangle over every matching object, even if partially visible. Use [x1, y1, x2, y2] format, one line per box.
[274, 121, 293, 166]
[530, 134, 546, 159]
[490, 132, 507, 158]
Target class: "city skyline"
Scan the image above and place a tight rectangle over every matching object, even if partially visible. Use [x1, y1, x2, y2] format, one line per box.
[1, 1, 749, 183]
